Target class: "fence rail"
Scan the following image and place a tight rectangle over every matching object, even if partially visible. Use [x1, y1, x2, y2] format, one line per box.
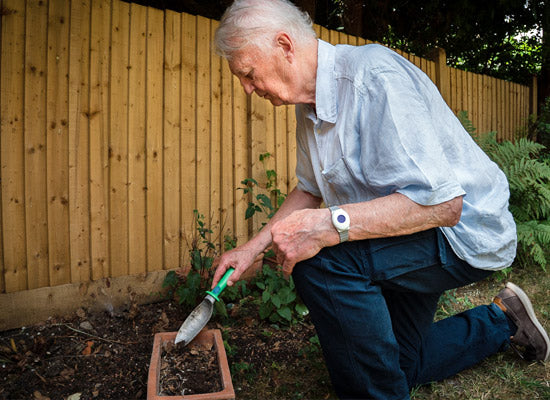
[0, 0, 537, 294]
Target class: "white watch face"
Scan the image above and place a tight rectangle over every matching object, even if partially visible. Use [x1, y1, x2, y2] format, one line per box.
[332, 209, 350, 232]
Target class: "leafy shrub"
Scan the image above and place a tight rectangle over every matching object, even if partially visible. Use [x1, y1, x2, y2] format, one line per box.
[532, 97, 550, 152]
[459, 111, 550, 270]
[253, 264, 309, 325]
[240, 153, 308, 325]
[162, 210, 247, 317]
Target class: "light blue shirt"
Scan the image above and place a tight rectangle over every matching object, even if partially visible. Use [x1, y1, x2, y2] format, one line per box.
[295, 40, 517, 270]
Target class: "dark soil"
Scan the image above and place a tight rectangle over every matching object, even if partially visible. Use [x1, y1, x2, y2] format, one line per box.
[0, 298, 335, 400]
[160, 340, 222, 396]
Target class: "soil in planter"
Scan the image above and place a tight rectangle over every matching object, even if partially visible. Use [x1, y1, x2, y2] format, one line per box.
[159, 340, 223, 396]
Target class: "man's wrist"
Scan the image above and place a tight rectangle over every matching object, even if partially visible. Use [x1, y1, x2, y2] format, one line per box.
[329, 205, 350, 243]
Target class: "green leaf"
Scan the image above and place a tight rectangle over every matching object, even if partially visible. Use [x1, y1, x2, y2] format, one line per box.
[295, 303, 309, 317]
[271, 294, 282, 308]
[245, 203, 256, 219]
[214, 301, 228, 318]
[279, 287, 296, 304]
[257, 194, 272, 209]
[259, 302, 273, 320]
[162, 271, 178, 288]
[277, 306, 292, 321]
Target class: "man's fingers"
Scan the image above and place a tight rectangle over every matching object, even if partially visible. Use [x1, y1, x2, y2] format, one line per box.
[282, 260, 296, 278]
[212, 264, 232, 288]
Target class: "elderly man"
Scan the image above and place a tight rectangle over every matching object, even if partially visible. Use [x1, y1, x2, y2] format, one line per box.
[211, 0, 550, 398]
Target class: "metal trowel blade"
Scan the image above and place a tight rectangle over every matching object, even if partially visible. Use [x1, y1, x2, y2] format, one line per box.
[174, 295, 215, 346]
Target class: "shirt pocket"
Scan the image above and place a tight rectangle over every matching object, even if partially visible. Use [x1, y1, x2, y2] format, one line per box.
[321, 156, 373, 205]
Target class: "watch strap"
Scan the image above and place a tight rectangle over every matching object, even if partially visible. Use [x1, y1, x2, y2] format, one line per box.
[329, 205, 350, 243]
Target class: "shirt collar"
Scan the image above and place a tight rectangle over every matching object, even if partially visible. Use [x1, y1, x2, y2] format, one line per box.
[315, 39, 338, 123]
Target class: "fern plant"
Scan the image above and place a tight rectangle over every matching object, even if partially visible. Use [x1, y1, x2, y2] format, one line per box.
[458, 111, 550, 270]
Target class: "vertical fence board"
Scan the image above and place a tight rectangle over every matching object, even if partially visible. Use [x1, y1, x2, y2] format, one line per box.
[320, 26, 329, 43]
[47, 0, 71, 286]
[483, 75, 492, 132]
[88, 0, 110, 280]
[461, 70, 468, 116]
[456, 69, 463, 114]
[449, 67, 457, 114]
[209, 20, 222, 247]
[498, 79, 505, 138]
[232, 74, 249, 244]
[109, 0, 129, 277]
[25, 0, 49, 289]
[180, 12, 197, 261]
[164, 10, 182, 269]
[250, 95, 271, 233]
[89, 0, 110, 280]
[146, 7, 164, 271]
[220, 53, 235, 241]
[127, 3, 147, 275]
[496, 78, 498, 131]
[68, 0, 91, 283]
[472, 74, 479, 133]
[503, 82, 511, 140]
[195, 16, 212, 229]
[1, 0, 27, 292]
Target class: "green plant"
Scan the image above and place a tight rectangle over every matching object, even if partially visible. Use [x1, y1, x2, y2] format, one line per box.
[237, 153, 309, 325]
[459, 111, 550, 270]
[253, 265, 309, 325]
[162, 210, 215, 307]
[239, 152, 287, 225]
[532, 97, 550, 151]
[162, 210, 245, 317]
[435, 289, 474, 320]
[298, 335, 322, 359]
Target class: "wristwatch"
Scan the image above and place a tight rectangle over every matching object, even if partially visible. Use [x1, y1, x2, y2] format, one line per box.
[329, 205, 350, 243]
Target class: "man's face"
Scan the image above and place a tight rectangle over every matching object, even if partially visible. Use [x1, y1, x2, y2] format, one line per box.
[228, 45, 293, 106]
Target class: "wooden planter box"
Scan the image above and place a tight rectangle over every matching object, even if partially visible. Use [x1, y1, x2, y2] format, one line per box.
[147, 330, 235, 400]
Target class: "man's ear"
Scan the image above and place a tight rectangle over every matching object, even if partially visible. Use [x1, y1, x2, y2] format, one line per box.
[275, 32, 294, 61]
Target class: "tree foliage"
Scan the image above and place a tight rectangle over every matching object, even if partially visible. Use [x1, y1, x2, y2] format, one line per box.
[128, 0, 546, 105]
[315, 0, 544, 86]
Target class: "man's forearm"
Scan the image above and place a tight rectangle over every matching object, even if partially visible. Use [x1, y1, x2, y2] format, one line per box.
[343, 193, 463, 241]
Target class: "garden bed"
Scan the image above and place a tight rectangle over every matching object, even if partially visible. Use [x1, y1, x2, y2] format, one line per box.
[1, 272, 549, 400]
[0, 298, 332, 400]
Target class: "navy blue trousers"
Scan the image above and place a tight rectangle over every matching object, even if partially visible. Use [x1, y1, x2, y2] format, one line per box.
[292, 228, 512, 400]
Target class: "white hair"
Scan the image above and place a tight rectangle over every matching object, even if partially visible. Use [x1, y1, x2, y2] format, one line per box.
[214, 0, 317, 60]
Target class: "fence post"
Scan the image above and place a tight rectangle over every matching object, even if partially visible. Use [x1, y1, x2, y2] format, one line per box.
[432, 47, 450, 105]
[530, 76, 538, 118]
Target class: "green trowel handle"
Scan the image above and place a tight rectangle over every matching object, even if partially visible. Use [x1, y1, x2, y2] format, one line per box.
[206, 267, 235, 302]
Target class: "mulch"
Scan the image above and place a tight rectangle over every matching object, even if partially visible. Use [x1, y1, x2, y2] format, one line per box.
[0, 298, 320, 400]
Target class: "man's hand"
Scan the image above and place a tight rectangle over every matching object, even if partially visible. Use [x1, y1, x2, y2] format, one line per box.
[211, 243, 262, 288]
[211, 188, 324, 287]
[271, 208, 339, 276]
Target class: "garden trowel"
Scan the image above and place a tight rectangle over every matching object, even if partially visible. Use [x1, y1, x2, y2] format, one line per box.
[174, 268, 235, 346]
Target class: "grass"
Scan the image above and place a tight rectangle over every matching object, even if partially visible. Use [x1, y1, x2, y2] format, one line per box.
[411, 263, 550, 399]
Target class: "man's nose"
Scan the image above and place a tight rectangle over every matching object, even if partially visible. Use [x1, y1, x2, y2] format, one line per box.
[239, 77, 254, 95]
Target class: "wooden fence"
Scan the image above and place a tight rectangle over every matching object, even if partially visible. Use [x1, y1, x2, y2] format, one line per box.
[0, 0, 537, 294]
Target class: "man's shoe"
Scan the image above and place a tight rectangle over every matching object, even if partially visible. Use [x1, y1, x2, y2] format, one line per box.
[493, 282, 550, 362]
